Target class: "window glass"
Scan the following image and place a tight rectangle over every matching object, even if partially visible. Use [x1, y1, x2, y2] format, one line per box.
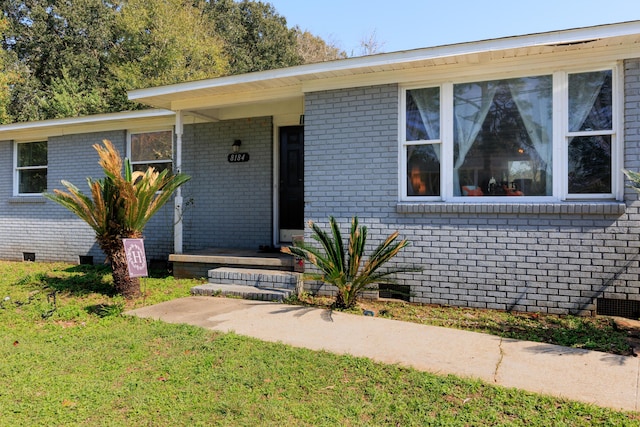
[567, 70, 613, 195]
[131, 131, 172, 162]
[401, 68, 616, 201]
[453, 76, 552, 197]
[406, 87, 440, 141]
[130, 130, 172, 173]
[18, 141, 47, 167]
[16, 141, 47, 194]
[568, 135, 611, 193]
[132, 162, 172, 174]
[569, 70, 612, 132]
[19, 169, 47, 194]
[407, 145, 440, 196]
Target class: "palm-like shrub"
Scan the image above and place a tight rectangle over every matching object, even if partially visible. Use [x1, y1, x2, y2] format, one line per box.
[282, 216, 413, 309]
[45, 140, 190, 298]
[624, 169, 640, 193]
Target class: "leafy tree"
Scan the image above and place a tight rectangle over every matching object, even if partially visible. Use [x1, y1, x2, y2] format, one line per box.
[204, 0, 302, 74]
[282, 216, 414, 309]
[1, 0, 119, 120]
[0, 16, 20, 123]
[111, 0, 229, 90]
[1, 0, 345, 121]
[45, 140, 190, 298]
[41, 68, 109, 119]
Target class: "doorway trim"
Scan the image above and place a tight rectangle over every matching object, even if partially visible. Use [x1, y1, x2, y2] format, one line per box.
[272, 114, 304, 246]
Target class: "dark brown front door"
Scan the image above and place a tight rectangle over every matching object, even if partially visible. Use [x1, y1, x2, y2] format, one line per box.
[279, 126, 304, 238]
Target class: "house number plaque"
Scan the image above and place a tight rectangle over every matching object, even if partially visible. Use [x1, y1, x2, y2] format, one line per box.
[228, 153, 250, 163]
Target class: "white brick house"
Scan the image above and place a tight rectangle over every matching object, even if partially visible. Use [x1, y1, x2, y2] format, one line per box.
[2, 21, 640, 315]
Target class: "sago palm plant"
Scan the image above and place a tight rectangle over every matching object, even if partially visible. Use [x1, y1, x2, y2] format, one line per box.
[45, 140, 190, 298]
[282, 216, 414, 309]
[624, 169, 640, 193]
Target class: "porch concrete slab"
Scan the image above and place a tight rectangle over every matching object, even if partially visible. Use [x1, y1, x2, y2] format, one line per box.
[126, 296, 640, 412]
[169, 248, 293, 268]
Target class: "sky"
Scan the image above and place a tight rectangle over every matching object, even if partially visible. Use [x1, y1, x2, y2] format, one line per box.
[268, 0, 640, 55]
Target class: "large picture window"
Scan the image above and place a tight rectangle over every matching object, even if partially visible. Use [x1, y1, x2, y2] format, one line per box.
[15, 140, 47, 195]
[129, 130, 173, 174]
[453, 76, 552, 197]
[401, 68, 617, 201]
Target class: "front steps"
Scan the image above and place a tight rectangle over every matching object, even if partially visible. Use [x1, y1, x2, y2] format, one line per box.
[191, 266, 301, 302]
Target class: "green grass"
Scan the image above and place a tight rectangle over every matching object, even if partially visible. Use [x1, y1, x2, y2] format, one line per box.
[0, 261, 638, 426]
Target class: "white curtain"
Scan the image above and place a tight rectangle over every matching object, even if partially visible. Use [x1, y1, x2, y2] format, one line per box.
[409, 88, 440, 161]
[568, 71, 608, 132]
[453, 82, 498, 195]
[508, 76, 553, 196]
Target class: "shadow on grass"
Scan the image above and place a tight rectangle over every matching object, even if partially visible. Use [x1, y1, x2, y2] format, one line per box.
[11, 261, 175, 302]
[45, 263, 172, 296]
[9, 264, 115, 297]
[43, 264, 118, 296]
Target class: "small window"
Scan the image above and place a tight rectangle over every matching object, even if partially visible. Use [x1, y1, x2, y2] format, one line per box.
[129, 130, 173, 174]
[15, 141, 47, 194]
[567, 70, 613, 195]
[404, 87, 441, 198]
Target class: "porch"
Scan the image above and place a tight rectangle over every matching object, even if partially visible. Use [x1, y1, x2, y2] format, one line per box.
[169, 247, 297, 279]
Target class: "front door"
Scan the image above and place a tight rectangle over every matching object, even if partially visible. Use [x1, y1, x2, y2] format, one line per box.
[279, 126, 304, 242]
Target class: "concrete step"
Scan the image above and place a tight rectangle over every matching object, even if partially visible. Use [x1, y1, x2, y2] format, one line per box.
[191, 283, 293, 302]
[208, 267, 301, 290]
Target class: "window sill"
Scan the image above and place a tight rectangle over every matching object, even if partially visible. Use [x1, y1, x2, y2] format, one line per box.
[8, 196, 46, 204]
[396, 201, 626, 216]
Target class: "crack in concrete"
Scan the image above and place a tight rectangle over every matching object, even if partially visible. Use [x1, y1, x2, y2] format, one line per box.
[494, 337, 505, 383]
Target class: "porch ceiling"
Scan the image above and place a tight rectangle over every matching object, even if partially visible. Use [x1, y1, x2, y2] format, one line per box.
[128, 21, 640, 117]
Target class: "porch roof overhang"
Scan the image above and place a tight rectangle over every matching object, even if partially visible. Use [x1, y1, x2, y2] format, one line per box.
[128, 21, 640, 120]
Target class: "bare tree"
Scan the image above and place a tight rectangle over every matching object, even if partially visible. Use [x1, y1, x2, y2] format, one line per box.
[294, 27, 347, 64]
[355, 29, 386, 56]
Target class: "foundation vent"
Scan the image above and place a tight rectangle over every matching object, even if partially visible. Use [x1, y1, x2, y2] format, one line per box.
[79, 255, 94, 265]
[596, 298, 640, 319]
[378, 284, 411, 302]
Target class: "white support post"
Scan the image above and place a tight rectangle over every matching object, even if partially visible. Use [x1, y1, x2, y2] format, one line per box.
[174, 110, 184, 254]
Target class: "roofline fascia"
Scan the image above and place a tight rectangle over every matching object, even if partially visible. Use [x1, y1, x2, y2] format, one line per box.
[0, 109, 175, 133]
[128, 20, 640, 103]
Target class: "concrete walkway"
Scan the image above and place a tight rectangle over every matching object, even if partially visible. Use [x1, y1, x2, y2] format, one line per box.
[127, 296, 640, 412]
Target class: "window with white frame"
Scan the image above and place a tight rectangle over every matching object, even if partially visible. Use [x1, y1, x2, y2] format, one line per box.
[15, 140, 47, 195]
[401, 67, 617, 201]
[128, 130, 173, 174]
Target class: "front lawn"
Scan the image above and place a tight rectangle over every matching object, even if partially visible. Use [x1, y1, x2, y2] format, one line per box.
[0, 261, 638, 426]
